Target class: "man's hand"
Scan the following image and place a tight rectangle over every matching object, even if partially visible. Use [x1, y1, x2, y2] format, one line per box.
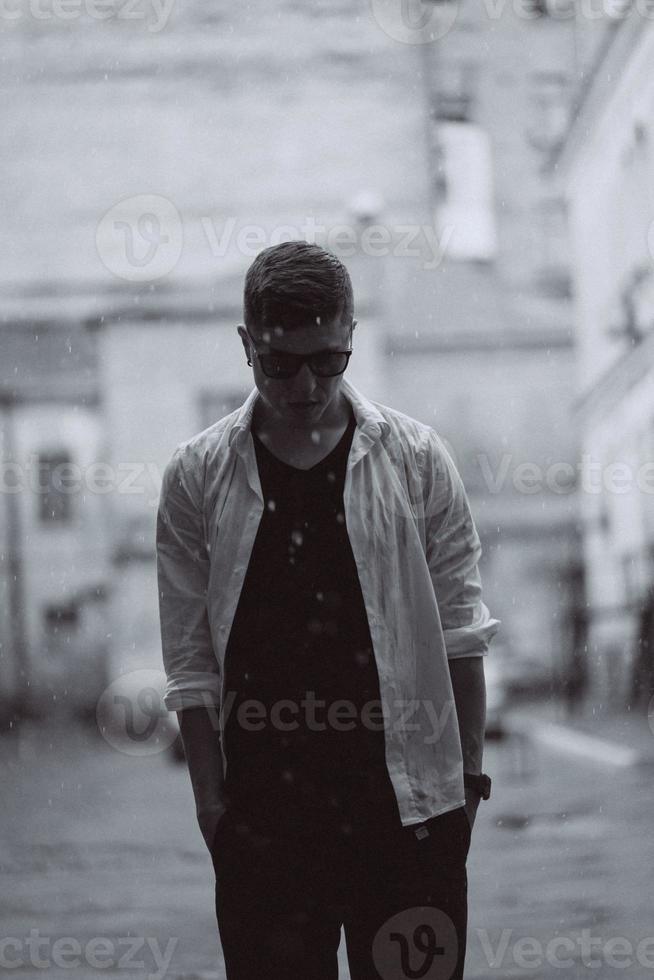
[448, 657, 486, 837]
[463, 786, 481, 831]
[448, 656, 486, 834]
[176, 707, 226, 854]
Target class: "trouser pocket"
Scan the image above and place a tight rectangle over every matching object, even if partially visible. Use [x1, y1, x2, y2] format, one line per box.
[414, 806, 471, 866]
[210, 809, 233, 874]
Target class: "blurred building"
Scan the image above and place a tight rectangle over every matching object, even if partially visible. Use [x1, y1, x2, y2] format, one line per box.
[0, 320, 110, 723]
[1, 0, 597, 716]
[371, 3, 584, 693]
[556, 11, 654, 708]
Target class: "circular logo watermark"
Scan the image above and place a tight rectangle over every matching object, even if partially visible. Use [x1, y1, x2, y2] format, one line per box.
[369, 0, 459, 44]
[372, 906, 458, 980]
[95, 194, 183, 282]
[96, 668, 178, 756]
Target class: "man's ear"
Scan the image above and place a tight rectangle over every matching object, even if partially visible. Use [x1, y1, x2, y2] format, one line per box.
[237, 324, 248, 348]
[236, 325, 252, 363]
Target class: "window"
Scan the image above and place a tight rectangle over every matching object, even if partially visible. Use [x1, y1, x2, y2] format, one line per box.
[526, 71, 570, 154]
[434, 121, 498, 262]
[38, 451, 74, 524]
[431, 61, 476, 123]
[43, 602, 79, 660]
[44, 603, 79, 629]
[533, 196, 573, 298]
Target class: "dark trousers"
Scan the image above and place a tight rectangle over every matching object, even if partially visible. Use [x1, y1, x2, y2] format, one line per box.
[211, 797, 471, 980]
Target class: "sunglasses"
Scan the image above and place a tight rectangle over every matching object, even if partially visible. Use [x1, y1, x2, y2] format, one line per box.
[246, 329, 353, 380]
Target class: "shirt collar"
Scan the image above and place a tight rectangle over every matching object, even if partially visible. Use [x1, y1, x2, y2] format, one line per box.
[227, 376, 390, 454]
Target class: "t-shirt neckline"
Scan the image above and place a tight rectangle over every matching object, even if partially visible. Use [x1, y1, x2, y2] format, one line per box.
[253, 410, 356, 474]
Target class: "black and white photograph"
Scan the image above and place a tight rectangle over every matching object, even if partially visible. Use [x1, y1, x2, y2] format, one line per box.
[2, 1, 654, 977]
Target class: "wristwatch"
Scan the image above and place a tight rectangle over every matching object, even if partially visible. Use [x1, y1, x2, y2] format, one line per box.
[463, 772, 492, 800]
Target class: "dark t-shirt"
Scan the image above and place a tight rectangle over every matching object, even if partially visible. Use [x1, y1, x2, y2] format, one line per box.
[222, 408, 399, 828]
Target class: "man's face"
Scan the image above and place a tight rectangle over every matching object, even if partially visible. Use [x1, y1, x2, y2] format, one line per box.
[237, 315, 354, 430]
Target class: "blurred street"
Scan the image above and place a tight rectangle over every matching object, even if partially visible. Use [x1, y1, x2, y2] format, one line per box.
[2, 3, 654, 978]
[2, 709, 654, 980]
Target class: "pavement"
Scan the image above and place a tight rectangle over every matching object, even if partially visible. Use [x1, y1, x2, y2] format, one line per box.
[469, 698, 654, 975]
[2, 701, 654, 980]
[501, 697, 654, 768]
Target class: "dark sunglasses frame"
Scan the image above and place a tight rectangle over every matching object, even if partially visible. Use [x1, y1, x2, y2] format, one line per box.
[245, 328, 353, 379]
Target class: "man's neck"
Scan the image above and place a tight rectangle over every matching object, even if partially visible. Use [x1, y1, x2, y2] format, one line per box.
[253, 390, 352, 441]
[251, 391, 353, 465]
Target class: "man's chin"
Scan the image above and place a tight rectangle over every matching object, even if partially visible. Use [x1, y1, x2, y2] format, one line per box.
[282, 402, 324, 422]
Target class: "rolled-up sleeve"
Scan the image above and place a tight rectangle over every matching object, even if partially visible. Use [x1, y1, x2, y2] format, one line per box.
[156, 446, 222, 711]
[422, 429, 501, 658]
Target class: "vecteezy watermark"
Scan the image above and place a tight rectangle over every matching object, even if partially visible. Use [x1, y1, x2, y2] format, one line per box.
[367, 0, 654, 40]
[96, 194, 183, 282]
[4, 452, 654, 506]
[96, 670, 460, 755]
[369, 0, 459, 44]
[372, 907, 459, 980]
[200, 215, 454, 271]
[478, 0, 654, 19]
[477, 452, 654, 496]
[0, 0, 175, 31]
[96, 669, 179, 756]
[475, 927, 654, 970]
[218, 690, 458, 746]
[94, 194, 454, 282]
[0, 930, 178, 978]
[0, 454, 165, 507]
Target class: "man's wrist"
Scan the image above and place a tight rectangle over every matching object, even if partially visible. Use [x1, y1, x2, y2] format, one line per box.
[463, 772, 491, 800]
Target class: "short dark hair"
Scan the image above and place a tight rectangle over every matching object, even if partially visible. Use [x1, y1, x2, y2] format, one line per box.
[243, 240, 354, 336]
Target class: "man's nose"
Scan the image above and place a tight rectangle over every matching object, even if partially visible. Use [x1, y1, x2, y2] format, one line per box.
[289, 362, 317, 394]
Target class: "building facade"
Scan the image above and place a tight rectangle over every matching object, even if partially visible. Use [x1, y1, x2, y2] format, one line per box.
[1, 0, 597, 721]
[0, 321, 110, 722]
[373, 2, 584, 694]
[557, 12, 654, 708]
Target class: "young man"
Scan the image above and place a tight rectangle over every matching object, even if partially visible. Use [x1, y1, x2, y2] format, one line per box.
[157, 241, 500, 980]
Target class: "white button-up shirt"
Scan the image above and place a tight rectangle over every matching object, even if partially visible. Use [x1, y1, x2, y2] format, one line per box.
[156, 377, 500, 826]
